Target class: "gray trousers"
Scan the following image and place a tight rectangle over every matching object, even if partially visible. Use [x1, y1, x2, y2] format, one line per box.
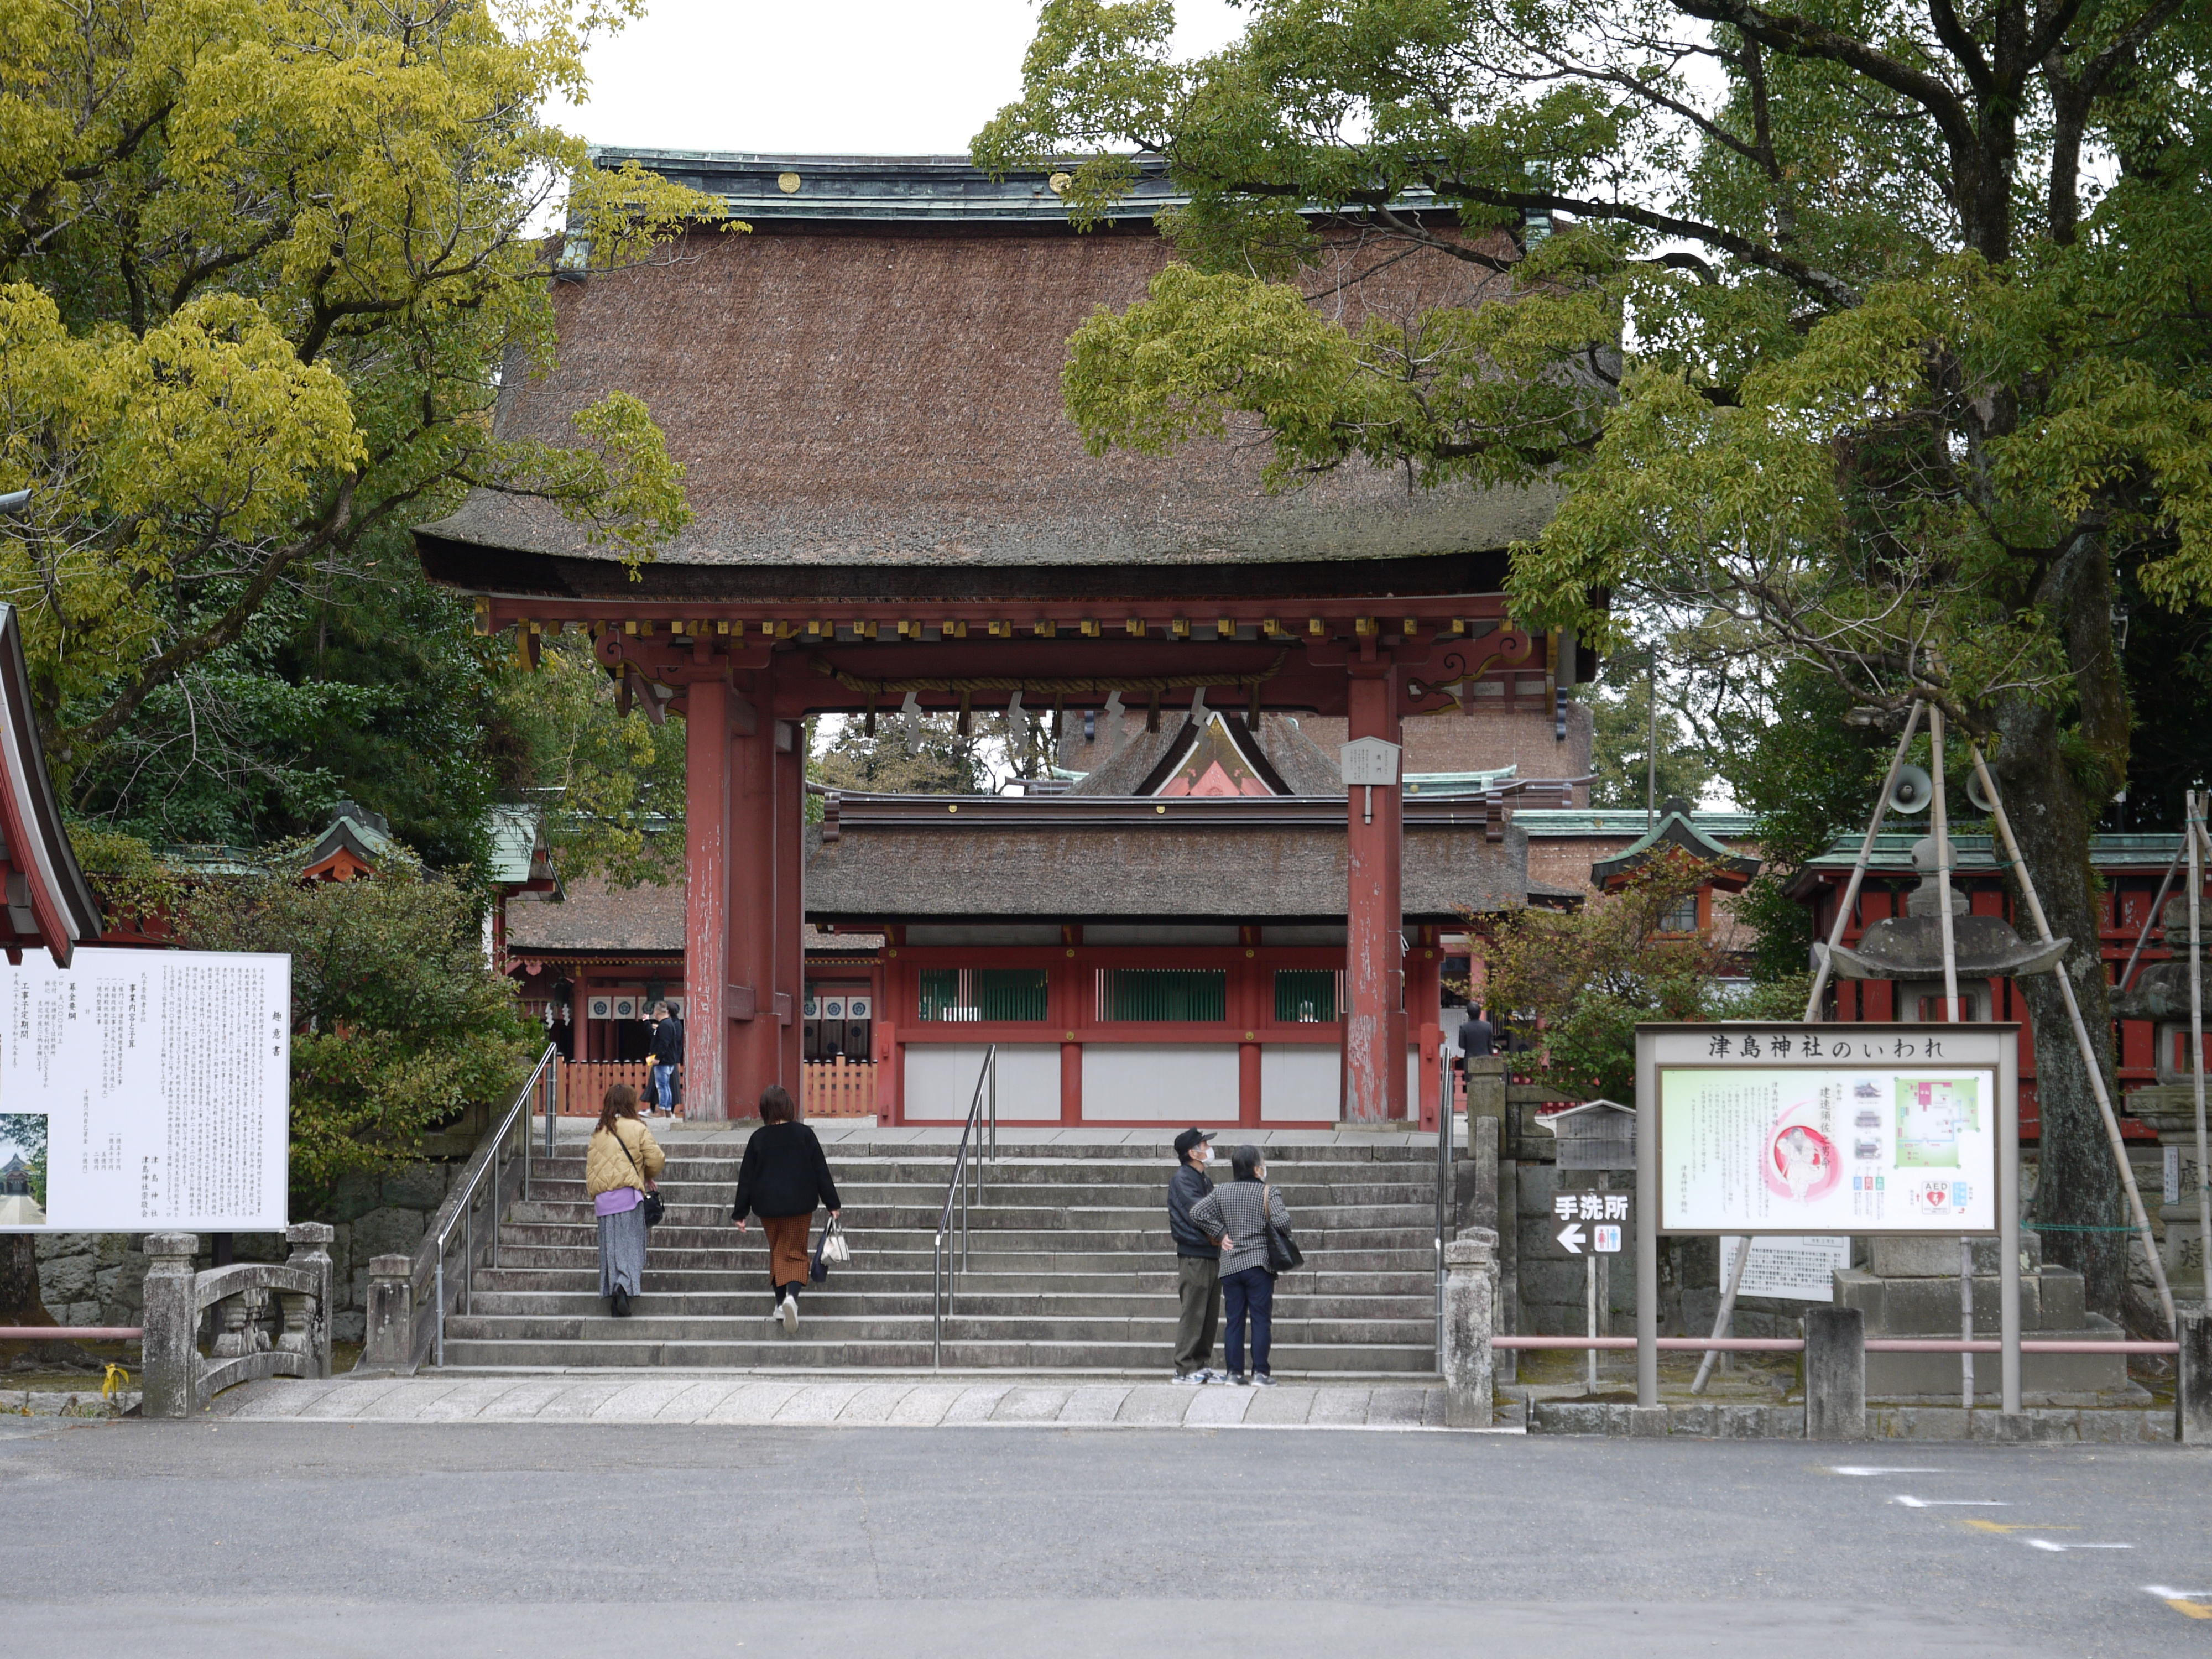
[1174, 1255, 1222, 1375]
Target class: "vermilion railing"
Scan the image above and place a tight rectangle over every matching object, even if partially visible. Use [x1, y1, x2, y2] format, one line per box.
[557, 1060, 654, 1115]
[803, 1057, 878, 1118]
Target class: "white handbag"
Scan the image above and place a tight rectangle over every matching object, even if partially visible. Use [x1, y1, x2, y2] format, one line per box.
[819, 1217, 852, 1265]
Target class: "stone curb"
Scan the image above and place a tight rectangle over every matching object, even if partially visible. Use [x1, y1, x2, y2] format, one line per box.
[1528, 1399, 2176, 1441]
[2, 1389, 140, 1418]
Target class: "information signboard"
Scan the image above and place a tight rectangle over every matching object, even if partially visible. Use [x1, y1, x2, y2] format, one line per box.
[1642, 1022, 2012, 1236]
[1718, 1234, 1853, 1301]
[0, 947, 290, 1232]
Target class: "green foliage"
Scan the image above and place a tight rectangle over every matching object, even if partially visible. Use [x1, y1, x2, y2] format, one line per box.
[1463, 850, 1738, 1101]
[812, 712, 990, 796]
[1, 1111, 46, 1207]
[0, 0, 725, 793]
[1581, 638, 1713, 810]
[496, 640, 686, 887]
[65, 821, 184, 933]
[1722, 666, 1893, 984]
[179, 849, 536, 1203]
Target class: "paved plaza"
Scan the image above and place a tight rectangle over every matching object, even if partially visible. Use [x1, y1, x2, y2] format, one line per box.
[2, 1407, 2206, 1657]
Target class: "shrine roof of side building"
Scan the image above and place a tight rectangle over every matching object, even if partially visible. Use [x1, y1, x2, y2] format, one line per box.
[413, 152, 1560, 604]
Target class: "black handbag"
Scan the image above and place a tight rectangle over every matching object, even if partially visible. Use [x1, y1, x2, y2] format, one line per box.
[1261, 1182, 1304, 1275]
[610, 1122, 666, 1227]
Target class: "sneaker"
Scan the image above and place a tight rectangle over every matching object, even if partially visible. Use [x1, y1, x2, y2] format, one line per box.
[781, 1296, 800, 1335]
[1252, 1373, 1278, 1387]
[611, 1288, 632, 1318]
[1171, 1371, 1204, 1385]
[768, 1298, 785, 1327]
[1231, 1372, 1251, 1386]
[1203, 1369, 1232, 1384]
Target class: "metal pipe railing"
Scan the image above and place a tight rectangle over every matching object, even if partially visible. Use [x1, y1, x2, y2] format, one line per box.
[1435, 1049, 1452, 1368]
[428, 1044, 560, 1364]
[931, 1044, 999, 1368]
[1495, 1335, 2183, 1353]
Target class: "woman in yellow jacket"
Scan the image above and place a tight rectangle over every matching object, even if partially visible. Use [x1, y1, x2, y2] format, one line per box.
[585, 1083, 665, 1317]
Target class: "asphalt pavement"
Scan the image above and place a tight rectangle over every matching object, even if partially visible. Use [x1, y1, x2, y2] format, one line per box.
[0, 1414, 2205, 1657]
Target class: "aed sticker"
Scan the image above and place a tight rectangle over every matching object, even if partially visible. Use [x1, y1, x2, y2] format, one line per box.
[1909, 1178, 1974, 1216]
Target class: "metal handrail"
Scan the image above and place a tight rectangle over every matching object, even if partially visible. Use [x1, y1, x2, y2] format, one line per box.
[1436, 1049, 1453, 1369]
[429, 1044, 560, 1366]
[931, 1044, 999, 1368]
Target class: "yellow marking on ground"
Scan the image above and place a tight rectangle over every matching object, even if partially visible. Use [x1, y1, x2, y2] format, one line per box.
[2167, 1601, 2212, 1621]
[1962, 1521, 2043, 1534]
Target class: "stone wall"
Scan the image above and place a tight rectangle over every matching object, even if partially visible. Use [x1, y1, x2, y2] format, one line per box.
[33, 1160, 464, 1345]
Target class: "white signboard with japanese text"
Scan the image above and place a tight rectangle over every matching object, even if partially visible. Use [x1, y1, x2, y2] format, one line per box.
[1719, 1234, 1853, 1301]
[0, 947, 290, 1233]
[1643, 1022, 2011, 1237]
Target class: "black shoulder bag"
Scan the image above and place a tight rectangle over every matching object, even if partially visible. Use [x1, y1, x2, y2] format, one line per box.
[611, 1123, 666, 1227]
[1260, 1182, 1303, 1275]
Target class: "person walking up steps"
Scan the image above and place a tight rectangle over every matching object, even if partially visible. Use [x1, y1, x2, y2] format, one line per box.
[729, 1084, 842, 1333]
[1166, 1127, 1225, 1383]
[1190, 1145, 1293, 1385]
[585, 1084, 664, 1318]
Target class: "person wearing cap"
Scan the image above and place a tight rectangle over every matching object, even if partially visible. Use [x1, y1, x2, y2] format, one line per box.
[1167, 1127, 1225, 1383]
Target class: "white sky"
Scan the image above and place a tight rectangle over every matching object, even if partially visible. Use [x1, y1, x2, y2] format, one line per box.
[550, 0, 1248, 155]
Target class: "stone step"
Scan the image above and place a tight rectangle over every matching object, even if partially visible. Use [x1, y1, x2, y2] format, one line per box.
[444, 1309, 1437, 1345]
[506, 1202, 1438, 1234]
[526, 1186, 1442, 1212]
[482, 1243, 1441, 1275]
[433, 1335, 1439, 1372]
[495, 1219, 1434, 1251]
[461, 1287, 1437, 1319]
[534, 1143, 1445, 1167]
[470, 1266, 1436, 1296]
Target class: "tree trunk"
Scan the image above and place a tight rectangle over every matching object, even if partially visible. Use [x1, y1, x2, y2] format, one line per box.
[0, 1234, 54, 1325]
[1989, 533, 2132, 1320]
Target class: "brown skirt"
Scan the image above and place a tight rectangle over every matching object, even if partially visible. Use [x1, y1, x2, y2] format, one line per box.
[763, 1212, 813, 1289]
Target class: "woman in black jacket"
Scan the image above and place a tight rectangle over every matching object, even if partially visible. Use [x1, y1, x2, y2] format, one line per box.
[730, 1084, 842, 1333]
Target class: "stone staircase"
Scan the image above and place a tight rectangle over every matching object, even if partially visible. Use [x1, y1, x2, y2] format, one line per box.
[438, 1132, 1445, 1374]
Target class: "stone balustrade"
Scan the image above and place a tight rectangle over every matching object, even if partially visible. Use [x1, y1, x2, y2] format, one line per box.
[140, 1224, 335, 1418]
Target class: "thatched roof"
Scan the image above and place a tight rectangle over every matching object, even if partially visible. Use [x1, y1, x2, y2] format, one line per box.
[415, 156, 1556, 599]
[1072, 712, 1342, 797]
[806, 800, 1535, 923]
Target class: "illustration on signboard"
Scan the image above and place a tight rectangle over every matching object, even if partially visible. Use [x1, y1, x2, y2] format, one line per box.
[1895, 1076, 1980, 1168]
[0, 1111, 48, 1226]
[1764, 1099, 1841, 1204]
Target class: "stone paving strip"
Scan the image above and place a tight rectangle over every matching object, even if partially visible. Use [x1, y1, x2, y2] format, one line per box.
[204, 1373, 1507, 1431]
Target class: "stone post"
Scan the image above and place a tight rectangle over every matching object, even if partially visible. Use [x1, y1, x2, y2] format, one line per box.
[140, 1233, 200, 1420]
[1464, 1055, 1507, 1121]
[359, 1254, 418, 1376]
[1442, 1227, 1498, 1428]
[1804, 1305, 1867, 1440]
[2180, 1307, 2212, 1445]
[280, 1223, 336, 1379]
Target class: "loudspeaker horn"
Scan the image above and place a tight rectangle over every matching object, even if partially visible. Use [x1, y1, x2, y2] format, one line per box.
[1888, 764, 1934, 815]
[1966, 768, 1997, 813]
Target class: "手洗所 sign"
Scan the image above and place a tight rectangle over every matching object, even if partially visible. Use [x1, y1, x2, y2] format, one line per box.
[0, 946, 290, 1233]
[1641, 1022, 2012, 1237]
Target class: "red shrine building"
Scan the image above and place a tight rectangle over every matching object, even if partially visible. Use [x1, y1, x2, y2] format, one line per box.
[420, 154, 1603, 1125]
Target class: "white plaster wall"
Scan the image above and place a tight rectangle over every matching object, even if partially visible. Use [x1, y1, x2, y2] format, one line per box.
[1261, 1045, 1341, 1121]
[1083, 1044, 1239, 1120]
[902, 1044, 1062, 1120]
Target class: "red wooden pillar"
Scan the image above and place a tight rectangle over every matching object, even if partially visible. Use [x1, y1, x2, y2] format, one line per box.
[1237, 940, 1263, 1126]
[726, 697, 802, 1118]
[1345, 662, 1407, 1121]
[1054, 944, 1083, 1123]
[1407, 935, 1442, 1130]
[684, 680, 732, 1119]
[773, 714, 805, 1090]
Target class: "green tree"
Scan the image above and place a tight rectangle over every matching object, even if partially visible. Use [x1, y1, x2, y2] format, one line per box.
[1582, 637, 1715, 811]
[977, 0, 2212, 1320]
[180, 848, 538, 1206]
[497, 639, 687, 886]
[0, 0, 722, 797]
[812, 712, 991, 796]
[1464, 851, 1799, 1100]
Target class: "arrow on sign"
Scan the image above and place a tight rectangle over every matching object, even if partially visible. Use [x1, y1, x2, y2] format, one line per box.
[1557, 1223, 1586, 1255]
